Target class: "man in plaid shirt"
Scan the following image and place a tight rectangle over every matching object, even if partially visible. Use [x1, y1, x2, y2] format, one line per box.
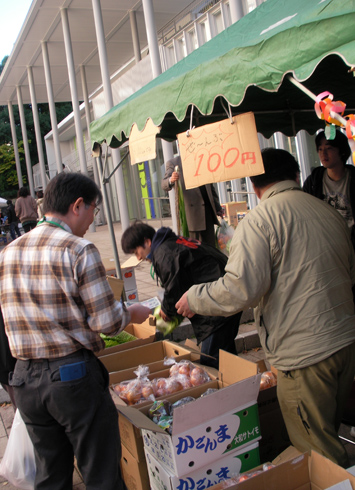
[0, 172, 150, 490]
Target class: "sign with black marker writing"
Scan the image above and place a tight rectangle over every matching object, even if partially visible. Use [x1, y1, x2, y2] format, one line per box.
[177, 112, 264, 189]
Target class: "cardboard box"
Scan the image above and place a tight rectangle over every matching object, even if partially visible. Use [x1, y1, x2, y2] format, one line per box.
[213, 451, 355, 490]
[223, 201, 248, 216]
[100, 340, 192, 374]
[121, 443, 150, 490]
[145, 441, 260, 490]
[97, 319, 156, 357]
[117, 352, 261, 476]
[102, 256, 140, 301]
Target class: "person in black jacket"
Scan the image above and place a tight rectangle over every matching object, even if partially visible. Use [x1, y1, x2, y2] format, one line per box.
[303, 130, 355, 249]
[121, 221, 242, 369]
[6, 199, 21, 241]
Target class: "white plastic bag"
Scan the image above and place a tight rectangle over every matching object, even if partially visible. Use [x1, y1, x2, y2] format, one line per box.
[0, 409, 36, 490]
[216, 218, 235, 256]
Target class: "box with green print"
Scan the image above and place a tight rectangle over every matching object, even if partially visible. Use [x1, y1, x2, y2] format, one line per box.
[144, 441, 260, 490]
[117, 352, 261, 477]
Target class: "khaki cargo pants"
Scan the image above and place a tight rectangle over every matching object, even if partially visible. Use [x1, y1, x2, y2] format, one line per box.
[277, 342, 355, 468]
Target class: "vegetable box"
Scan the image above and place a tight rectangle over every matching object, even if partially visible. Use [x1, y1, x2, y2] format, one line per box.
[117, 351, 261, 476]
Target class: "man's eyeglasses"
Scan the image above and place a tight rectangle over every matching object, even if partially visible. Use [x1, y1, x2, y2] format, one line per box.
[86, 203, 100, 217]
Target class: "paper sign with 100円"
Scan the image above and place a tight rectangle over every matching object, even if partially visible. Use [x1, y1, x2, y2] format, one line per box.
[177, 112, 264, 190]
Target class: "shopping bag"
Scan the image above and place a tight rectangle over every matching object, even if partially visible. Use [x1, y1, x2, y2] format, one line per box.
[216, 218, 235, 256]
[0, 409, 36, 490]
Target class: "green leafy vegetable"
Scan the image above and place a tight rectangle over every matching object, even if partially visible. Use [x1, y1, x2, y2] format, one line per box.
[100, 331, 137, 348]
[153, 306, 184, 336]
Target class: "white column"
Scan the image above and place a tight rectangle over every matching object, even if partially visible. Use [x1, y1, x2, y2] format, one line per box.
[231, 179, 243, 202]
[16, 86, 35, 197]
[61, 8, 88, 176]
[229, 0, 245, 23]
[91, 0, 130, 231]
[246, 177, 258, 209]
[27, 66, 48, 190]
[41, 41, 63, 175]
[274, 132, 288, 150]
[130, 11, 141, 63]
[142, 0, 178, 233]
[80, 65, 97, 232]
[295, 131, 312, 186]
[7, 101, 23, 189]
[142, 0, 161, 78]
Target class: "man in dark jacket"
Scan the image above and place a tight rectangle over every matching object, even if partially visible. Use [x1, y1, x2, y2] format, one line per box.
[6, 200, 21, 241]
[121, 222, 241, 369]
[303, 130, 355, 249]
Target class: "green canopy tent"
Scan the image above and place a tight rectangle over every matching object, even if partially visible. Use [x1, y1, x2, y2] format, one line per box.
[90, 0, 355, 284]
[90, 0, 355, 150]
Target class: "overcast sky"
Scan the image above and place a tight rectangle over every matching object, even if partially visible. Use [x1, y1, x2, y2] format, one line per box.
[0, 0, 33, 62]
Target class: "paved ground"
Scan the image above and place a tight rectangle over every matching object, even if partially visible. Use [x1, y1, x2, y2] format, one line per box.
[0, 220, 354, 488]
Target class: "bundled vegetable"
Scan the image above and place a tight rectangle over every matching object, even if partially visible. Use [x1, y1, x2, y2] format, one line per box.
[153, 306, 183, 336]
[100, 331, 137, 348]
[174, 165, 189, 237]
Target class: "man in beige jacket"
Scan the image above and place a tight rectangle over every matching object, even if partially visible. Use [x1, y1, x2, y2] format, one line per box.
[177, 148, 355, 467]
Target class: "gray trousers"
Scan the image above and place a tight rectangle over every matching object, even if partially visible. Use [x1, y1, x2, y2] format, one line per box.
[11, 349, 124, 490]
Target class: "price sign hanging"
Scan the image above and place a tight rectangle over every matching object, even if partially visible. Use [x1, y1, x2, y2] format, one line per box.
[177, 112, 264, 190]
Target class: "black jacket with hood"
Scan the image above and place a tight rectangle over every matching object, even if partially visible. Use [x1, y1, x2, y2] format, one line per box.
[150, 227, 240, 344]
[303, 165, 355, 250]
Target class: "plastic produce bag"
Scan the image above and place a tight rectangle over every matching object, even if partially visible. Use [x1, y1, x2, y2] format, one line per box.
[0, 409, 36, 490]
[216, 218, 235, 256]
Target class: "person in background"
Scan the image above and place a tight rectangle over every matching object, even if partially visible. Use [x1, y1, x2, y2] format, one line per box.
[303, 129, 355, 249]
[121, 221, 242, 369]
[15, 187, 38, 233]
[162, 156, 223, 247]
[6, 199, 21, 241]
[36, 189, 44, 221]
[176, 148, 355, 468]
[0, 172, 150, 489]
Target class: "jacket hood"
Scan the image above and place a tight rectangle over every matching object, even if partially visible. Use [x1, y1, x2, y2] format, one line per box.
[148, 227, 177, 260]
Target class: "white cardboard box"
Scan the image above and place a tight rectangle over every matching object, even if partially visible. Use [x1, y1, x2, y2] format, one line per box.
[118, 352, 261, 476]
[145, 441, 260, 490]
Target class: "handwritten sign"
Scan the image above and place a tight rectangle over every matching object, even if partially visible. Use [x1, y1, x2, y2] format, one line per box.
[129, 118, 161, 165]
[177, 112, 264, 189]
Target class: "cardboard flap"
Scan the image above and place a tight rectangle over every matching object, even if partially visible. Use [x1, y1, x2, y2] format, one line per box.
[309, 451, 355, 489]
[106, 276, 124, 300]
[171, 373, 261, 435]
[121, 256, 141, 268]
[219, 350, 258, 385]
[117, 405, 166, 434]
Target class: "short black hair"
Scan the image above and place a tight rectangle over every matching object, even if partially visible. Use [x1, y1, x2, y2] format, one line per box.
[250, 148, 300, 188]
[6, 200, 12, 205]
[43, 173, 102, 216]
[315, 130, 351, 165]
[18, 187, 30, 198]
[121, 221, 156, 253]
